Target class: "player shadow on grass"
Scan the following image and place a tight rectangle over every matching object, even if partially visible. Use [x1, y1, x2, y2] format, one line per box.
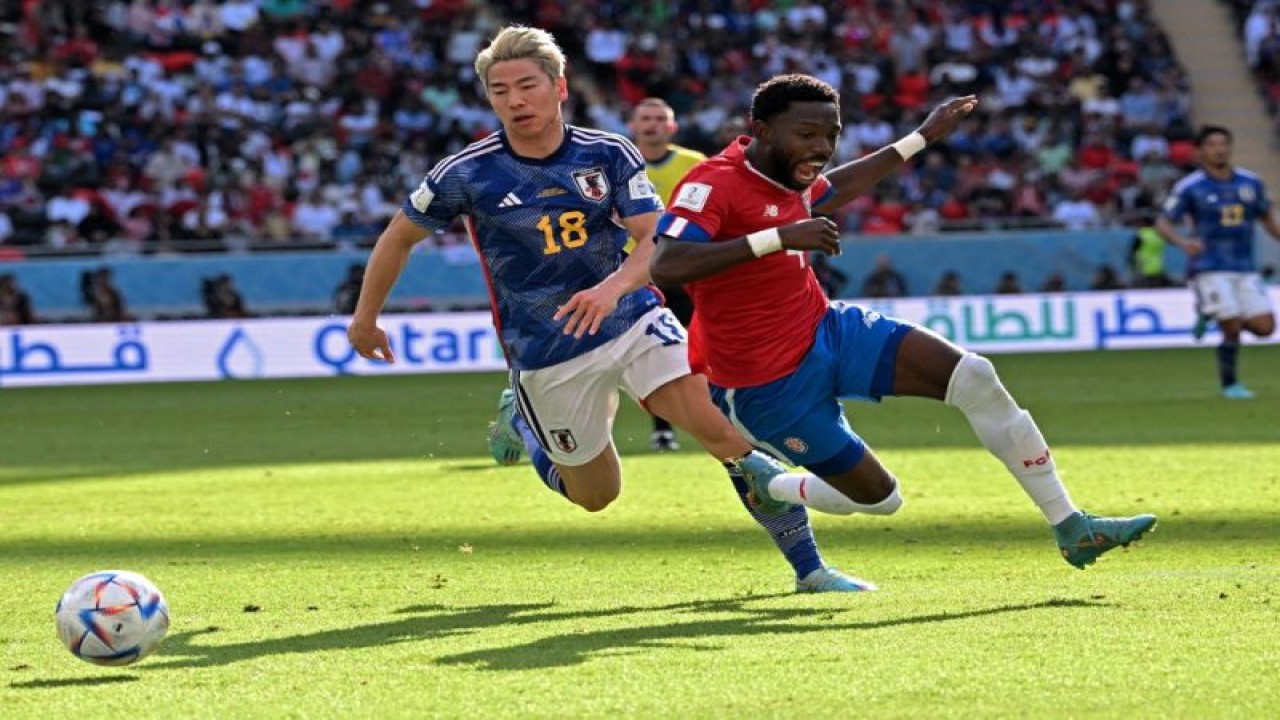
[434, 597, 1102, 671]
[141, 596, 1102, 671]
[9, 675, 139, 690]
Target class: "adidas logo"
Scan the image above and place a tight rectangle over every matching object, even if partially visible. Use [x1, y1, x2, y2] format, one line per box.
[497, 192, 523, 208]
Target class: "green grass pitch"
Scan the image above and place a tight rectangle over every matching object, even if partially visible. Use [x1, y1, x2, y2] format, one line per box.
[1, 347, 1277, 718]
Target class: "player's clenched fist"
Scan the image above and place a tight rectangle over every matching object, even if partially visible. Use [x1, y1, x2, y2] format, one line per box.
[779, 217, 841, 255]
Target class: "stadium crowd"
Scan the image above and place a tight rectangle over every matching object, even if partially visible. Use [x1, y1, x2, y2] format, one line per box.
[0, 0, 1190, 255]
[1227, 0, 1280, 139]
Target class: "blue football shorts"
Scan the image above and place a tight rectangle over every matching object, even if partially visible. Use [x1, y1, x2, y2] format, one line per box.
[709, 302, 914, 476]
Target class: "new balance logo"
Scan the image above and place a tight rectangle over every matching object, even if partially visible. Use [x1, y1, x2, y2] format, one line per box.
[497, 192, 523, 208]
[764, 204, 779, 217]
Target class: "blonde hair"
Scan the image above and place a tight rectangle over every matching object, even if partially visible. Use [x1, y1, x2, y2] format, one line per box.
[474, 26, 566, 89]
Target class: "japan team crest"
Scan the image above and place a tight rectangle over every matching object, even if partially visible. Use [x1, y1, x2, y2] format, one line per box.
[572, 167, 609, 202]
[550, 428, 578, 453]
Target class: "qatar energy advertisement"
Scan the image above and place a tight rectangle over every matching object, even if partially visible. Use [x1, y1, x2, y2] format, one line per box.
[1, 288, 1276, 388]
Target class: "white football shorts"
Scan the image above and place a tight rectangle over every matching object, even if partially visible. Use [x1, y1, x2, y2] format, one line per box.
[1191, 271, 1273, 320]
[509, 306, 690, 466]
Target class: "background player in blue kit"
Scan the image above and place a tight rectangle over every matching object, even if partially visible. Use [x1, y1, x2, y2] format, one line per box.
[1156, 125, 1280, 399]
[346, 26, 863, 592]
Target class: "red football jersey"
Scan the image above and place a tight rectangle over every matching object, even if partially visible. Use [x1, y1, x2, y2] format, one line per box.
[659, 137, 835, 388]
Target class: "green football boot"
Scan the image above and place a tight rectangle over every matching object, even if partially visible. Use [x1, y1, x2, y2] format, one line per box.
[487, 389, 525, 466]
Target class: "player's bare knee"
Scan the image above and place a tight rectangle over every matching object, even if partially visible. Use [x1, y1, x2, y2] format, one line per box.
[569, 486, 619, 512]
[574, 495, 615, 513]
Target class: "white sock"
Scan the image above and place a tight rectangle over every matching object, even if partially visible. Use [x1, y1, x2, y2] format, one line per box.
[768, 473, 903, 516]
[945, 353, 1079, 525]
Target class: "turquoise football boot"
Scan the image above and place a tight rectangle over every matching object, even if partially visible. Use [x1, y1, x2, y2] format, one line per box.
[1053, 511, 1157, 569]
[1222, 383, 1256, 400]
[487, 389, 525, 466]
[735, 451, 792, 515]
[796, 567, 878, 593]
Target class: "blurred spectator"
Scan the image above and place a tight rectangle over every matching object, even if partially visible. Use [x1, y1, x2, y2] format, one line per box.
[1040, 272, 1068, 293]
[78, 202, 123, 245]
[81, 267, 131, 322]
[933, 270, 964, 296]
[1090, 264, 1128, 291]
[0, 209, 13, 244]
[811, 253, 848, 299]
[179, 192, 230, 242]
[292, 190, 339, 241]
[331, 211, 381, 250]
[995, 271, 1024, 295]
[860, 188, 909, 234]
[0, 0, 1191, 251]
[202, 274, 249, 318]
[0, 274, 35, 325]
[1052, 188, 1104, 231]
[906, 202, 942, 235]
[46, 189, 91, 227]
[333, 263, 365, 315]
[861, 254, 909, 298]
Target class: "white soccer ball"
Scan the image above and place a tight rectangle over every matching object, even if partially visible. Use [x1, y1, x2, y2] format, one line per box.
[55, 570, 170, 666]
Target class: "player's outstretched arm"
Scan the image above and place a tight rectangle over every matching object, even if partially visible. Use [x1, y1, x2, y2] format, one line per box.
[651, 217, 840, 286]
[813, 95, 978, 215]
[347, 210, 429, 362]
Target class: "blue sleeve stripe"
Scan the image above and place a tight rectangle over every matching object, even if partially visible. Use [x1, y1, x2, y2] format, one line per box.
[657, 214, 712, 242]
[813, 183, 835, 208]
[573, 128, 645, 168]
[428, 136, 502, 182]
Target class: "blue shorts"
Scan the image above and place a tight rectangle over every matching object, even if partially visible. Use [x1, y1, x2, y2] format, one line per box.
[709, 303, 913, 476]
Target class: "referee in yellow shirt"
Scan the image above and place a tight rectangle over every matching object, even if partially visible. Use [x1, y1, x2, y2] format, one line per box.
[629, 98, 706, 452]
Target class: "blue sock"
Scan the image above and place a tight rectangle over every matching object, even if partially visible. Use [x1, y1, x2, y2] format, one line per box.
[513, 412, 567, 498]
[724, 463, 823, 579]
[1216, 341, 1239, 387]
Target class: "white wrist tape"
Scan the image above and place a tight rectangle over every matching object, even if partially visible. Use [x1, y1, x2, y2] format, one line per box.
[746, 228, 783, 257]
[891, 131, 927, 161]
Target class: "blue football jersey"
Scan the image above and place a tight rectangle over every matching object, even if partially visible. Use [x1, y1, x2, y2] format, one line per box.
[402, 126, 664, 370]
[1162, 168, 1271, 274]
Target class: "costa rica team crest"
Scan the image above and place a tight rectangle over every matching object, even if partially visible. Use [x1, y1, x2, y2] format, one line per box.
[550, 428, 578, 453]
[572, 167, 609, 202]
[784, 437, 808, 454]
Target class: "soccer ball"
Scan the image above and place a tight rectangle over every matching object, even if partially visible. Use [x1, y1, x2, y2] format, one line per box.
[55, 570, 170, 666]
